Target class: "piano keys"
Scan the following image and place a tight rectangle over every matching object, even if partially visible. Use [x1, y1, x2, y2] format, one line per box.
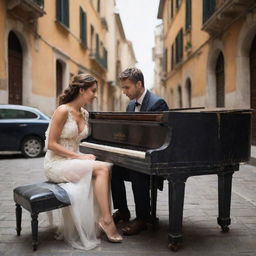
[79, 109, 251, 251]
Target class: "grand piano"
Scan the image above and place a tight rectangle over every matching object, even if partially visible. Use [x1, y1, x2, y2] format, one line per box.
[79, 109, 251, 251]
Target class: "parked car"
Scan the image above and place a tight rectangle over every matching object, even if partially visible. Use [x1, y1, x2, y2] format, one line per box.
[0, 104, 50, 158]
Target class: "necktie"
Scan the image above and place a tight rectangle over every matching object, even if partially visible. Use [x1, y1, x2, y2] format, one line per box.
[135, 102, 140, 107]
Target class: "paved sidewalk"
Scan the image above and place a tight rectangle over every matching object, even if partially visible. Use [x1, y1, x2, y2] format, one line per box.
[0, 155, 255, 256]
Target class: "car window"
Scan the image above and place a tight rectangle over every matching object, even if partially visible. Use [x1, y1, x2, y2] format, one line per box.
[0, 109, 38, 119]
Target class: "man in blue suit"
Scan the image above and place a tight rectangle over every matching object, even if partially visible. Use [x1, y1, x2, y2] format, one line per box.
[111, 67, 169, 235]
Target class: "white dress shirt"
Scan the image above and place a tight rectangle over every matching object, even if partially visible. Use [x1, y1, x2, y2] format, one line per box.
[135, 89, 147, 112]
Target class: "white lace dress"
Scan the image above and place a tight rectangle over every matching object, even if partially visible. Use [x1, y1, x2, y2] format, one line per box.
[44, 107, 104, 250]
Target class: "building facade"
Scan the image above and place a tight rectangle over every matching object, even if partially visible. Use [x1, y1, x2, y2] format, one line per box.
[104, 9, 137, 112]
[0, 0, 136, 115]
[152, 23, 168, 102]
[157, 0, 256, 142]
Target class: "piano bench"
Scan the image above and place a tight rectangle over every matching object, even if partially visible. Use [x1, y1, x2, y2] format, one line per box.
[13, 182, 70, 251]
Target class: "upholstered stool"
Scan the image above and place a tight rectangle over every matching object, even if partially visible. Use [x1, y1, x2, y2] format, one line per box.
[13, 182, 70, 250]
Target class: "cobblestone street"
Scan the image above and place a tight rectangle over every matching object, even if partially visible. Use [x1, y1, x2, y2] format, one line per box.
[0, 154, 256, 256]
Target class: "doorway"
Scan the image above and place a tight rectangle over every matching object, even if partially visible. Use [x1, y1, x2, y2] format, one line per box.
[8, 31, 23, 105]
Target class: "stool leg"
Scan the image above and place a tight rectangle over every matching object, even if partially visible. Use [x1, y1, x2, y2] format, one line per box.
[15, 203, 22, 236]
[31, 212, 38, 251]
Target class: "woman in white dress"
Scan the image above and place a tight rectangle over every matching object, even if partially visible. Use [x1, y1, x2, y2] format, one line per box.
[44, 73, 122, 250]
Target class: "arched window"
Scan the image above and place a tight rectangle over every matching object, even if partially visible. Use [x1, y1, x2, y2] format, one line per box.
[56, 60, 63, 98]
[178, 85, 182, 108]
[185, 78, 192, 107]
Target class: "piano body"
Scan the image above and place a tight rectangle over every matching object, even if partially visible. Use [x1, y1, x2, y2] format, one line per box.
[79, 109, 251, 251]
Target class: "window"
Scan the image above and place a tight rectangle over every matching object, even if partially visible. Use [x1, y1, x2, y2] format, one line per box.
[178, 86, 182, 108]
[96, 34, 99, 56]
[176, 0, 181, 9]
[175, 29, 183, 64]
[171, 44, 174, 70]
[56, 0, 69, 28]
[80, 7, 87, 47]
[103, 48, 108, 68]
[97, 0, 101, 13]
[185, 0, 191, 31]
[90, 25, 94, 50]
[163, 48, 168, 72]
[185, 79, 192, 107]
[169, 0, 174, 19]
[203, 0, 216, 23]
[34, 0, 44, 8]
[0, 109, 37, 119]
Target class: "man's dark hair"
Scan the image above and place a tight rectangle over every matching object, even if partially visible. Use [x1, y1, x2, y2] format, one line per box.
[119, 67, 144, 88]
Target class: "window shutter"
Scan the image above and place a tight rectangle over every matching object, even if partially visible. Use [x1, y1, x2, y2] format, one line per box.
[84, 12, 87, 47]
[96, 34, 99, 56]
[163, 48, 167, 72]
[175, 29, 183, 64]
[56, 0, 61, 22]
[185, 0, 191, 31]
[56, 0, 69, 28]
[80, 8, 87, 47]
[104, 48, 108, 68]
[175, 35, 179, 64]
[63, 0, 69, 27]
[179, 29, 183, 61]
[80, 8, 84, 43]
[203, 0, 216, 23]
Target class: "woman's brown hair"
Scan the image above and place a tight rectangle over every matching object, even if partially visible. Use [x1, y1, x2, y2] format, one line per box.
[58, 73, 97, 105]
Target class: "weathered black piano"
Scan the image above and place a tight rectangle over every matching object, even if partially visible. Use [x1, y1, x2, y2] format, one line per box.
[80, 109, 251, 251]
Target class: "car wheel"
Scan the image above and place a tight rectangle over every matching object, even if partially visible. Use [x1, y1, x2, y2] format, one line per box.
[21, 136, 44, 158]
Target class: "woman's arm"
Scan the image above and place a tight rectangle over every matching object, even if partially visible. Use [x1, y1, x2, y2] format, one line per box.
[47, 105, 95, 160]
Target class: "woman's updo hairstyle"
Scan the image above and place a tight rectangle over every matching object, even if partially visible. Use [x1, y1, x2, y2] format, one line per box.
[58, 73, 97, 105]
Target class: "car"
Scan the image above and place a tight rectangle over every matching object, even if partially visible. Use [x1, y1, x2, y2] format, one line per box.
[0, 104, 50, 158]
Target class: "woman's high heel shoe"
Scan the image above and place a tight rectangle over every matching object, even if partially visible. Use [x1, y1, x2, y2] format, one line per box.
[98, 221, 123, 243]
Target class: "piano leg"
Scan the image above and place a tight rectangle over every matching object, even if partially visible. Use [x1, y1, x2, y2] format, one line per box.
[217, 168, 235, 233]
[150, 175, 159, 228]
[167, 176, 188, 251]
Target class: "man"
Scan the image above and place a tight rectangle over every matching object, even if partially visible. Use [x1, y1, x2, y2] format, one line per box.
[111, 67, 169, 235]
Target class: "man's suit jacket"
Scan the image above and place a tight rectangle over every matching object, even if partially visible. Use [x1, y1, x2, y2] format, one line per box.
[126, 90, 169, 190]
[126, 90, 169, 112]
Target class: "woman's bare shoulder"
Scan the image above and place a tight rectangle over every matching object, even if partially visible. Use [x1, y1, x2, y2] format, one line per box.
[53, 105, 69, 119]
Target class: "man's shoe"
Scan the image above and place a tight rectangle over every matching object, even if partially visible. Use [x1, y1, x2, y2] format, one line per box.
[112, 210, 131, 224]
[122, 219, 147, 236]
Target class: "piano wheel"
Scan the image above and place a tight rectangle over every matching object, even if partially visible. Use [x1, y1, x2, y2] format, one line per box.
[221, 226, 230, 233]
[168, 242, 181, 252]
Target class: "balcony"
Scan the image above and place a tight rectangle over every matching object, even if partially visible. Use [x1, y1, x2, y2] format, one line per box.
[202, 0, 256, 36]
[89, 49, 108, 71]
[7, 0, 45, 22]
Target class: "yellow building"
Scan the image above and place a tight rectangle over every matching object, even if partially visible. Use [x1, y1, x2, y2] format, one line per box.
[157, 0, 256, 143]
[0, 0, 136, 115]
[152, 23, 166, 102]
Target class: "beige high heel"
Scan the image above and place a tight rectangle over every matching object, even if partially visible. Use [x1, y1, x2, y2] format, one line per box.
[98, 220, 123, 243]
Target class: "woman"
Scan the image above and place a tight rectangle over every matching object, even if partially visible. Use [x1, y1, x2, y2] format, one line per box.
[44, 73, 122, 250]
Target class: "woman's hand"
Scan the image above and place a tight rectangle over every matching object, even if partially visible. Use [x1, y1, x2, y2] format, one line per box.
[78, 154, 96, 160]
